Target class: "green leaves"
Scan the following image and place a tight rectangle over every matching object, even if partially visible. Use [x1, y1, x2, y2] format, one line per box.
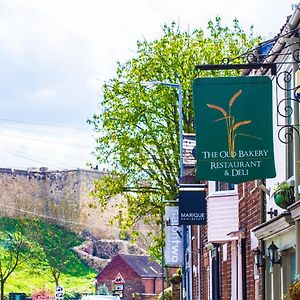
[0, 218, 96, 296]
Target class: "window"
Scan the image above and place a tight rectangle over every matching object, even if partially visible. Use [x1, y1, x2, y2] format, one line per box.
[215, 181, 235, 192]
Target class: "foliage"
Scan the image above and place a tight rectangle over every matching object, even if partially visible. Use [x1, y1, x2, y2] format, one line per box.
[63, 291, 81, 300]
[272, 181, 293, 195]
[27, 219, 83, 287]
[96, 284, 110, 295]
[289, 275, 300, 299]
[158, 286, 172, 300]
[0, 218, 31, 300]
[272, 182, 295, 209]
[170, 268, 181, 284]
[0, 218, 96, 297]
[89, 18, 260, 258]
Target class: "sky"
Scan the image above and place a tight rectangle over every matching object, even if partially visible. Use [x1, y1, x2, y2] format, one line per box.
[0, 0, 296, 171]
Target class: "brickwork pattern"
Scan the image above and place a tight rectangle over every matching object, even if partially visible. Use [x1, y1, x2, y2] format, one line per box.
[191, 225, 199, 300]
[96, 255, 161, 300]
[193, 179, 261, 300]
[200, 224, 208, 300]
[238, 180, 261, 300]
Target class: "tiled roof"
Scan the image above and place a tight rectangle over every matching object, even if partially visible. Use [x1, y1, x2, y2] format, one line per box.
[120, 254, 162, 278]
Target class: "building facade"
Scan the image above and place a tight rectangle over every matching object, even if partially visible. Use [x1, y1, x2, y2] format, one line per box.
[187, 3, 300, 300]
[96, 254, 163, 300]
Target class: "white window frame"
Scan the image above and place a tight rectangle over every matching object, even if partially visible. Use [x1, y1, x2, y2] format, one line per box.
[208, 181, 237, 196]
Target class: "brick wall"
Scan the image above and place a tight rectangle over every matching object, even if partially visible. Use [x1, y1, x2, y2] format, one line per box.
[192, 180, 261, 300]
[97, 255, 147, 300]
[238, 180, 261, 300]
[220, 242, 232, 300]
[191, 225, 199, 299]
[153, 278, 163, 295]
[200, 224, 209, 300]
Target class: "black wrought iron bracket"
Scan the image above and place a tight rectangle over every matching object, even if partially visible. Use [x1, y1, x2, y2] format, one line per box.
[195, 63, 277, 76]
[195, 45, 300, 145]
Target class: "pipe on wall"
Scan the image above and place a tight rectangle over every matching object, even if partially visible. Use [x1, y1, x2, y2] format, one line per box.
[197, 226, 202, 300]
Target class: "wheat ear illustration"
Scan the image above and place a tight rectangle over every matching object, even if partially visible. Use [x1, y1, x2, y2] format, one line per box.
[207, 89, 253, 158]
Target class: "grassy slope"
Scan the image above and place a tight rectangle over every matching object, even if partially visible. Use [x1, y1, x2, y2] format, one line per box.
[0, 218, 97, 297]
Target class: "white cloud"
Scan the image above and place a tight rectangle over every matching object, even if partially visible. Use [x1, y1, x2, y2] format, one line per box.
[30, 88, 56, 100]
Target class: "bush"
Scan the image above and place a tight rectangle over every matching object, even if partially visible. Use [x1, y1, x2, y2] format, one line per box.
[158, 286, 172, 300]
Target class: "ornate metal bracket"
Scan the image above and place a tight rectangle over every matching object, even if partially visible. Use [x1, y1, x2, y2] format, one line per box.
[195, 39, 300, 145]
[276, 68, 300, 144]
[196, 63, 277, 75]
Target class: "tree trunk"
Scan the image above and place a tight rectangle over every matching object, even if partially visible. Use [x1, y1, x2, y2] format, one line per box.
[1, 279, 5, 300]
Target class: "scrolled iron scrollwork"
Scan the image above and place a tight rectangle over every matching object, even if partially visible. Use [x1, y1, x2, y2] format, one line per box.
[276, 61, 300, 144]
[277, 98, 294, 118]
[291, 47, 300, 63]
[277, 125, 299, 144]
[276, 70, 293, 91]
[222, 50, 259, 65]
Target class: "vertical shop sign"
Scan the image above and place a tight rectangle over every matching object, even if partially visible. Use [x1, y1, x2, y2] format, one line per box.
[164, 206, 183, 266]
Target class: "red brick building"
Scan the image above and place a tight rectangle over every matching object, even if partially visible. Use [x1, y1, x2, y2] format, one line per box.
[188, 4, 300, 300]
[96, 254, 163, 300]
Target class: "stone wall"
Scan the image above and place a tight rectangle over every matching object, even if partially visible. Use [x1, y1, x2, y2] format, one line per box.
[0, 168, 122, 239]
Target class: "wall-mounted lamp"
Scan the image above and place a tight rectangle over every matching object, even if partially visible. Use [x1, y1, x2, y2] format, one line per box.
[267, 241, 281, 265]
[253, 247, 265, 268]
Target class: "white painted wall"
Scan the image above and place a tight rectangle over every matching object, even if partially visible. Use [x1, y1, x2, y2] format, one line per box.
[206, 186, 239, 242]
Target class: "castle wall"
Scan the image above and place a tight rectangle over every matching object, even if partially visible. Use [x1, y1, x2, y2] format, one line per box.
[0, 168, 121, 239]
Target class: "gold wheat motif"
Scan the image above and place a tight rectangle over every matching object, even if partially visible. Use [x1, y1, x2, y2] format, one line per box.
[207, 89, 255, 158]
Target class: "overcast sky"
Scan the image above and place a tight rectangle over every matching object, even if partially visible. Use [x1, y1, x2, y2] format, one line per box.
[0, 0, 296, 170]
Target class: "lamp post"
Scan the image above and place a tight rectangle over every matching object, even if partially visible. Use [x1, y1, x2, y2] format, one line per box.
[140, 80, 184, 178]
[141, 80, 184, 300]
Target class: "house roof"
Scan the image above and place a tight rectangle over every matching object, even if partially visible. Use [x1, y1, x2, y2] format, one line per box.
[120, 254, 162, 278]
[183, 133, 196, 167]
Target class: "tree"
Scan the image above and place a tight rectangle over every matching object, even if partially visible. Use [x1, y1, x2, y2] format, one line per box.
[28, 220, 81, 288]
[0, 220, 28, 300]
[89, 18, 260, 256]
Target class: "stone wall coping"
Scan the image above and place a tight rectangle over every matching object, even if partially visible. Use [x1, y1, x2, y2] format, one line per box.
[0, 167, 108, 176]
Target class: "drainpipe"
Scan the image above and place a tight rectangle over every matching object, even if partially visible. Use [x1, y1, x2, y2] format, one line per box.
[296, 220, 300, 275]
[260, 179, 266, 300]
[286, 37, 300, 278]
[241, 238, 247, 300]
[189, 227, 193, 298]
[286, 39, 300, 202]
[287, 3, 300, 277]
[197, 226, 202, 300]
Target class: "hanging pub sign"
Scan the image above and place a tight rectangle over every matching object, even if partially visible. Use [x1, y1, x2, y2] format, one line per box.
[179, 185, 207, 225]
[193, 76, 276, 184]
[164, 206, 183, 266]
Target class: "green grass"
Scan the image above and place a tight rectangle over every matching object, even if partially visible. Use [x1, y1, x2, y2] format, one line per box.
[0, 218, 97, 298]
